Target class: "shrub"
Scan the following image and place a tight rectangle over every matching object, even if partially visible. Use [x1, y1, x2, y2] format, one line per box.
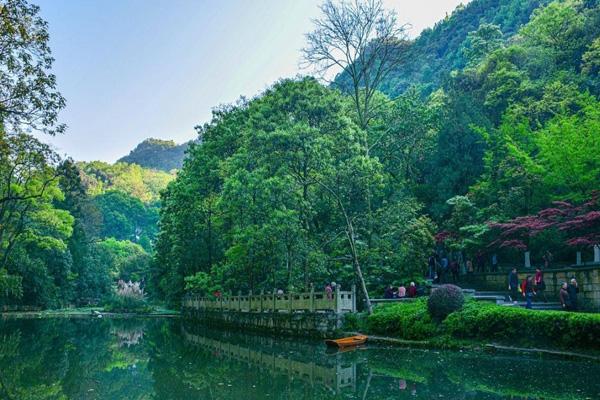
[104, 281, 152, 313]
[343, 312, 367, 332]
[427, 284, 465, 320]
[367, 299, 438, 340]
[443, 301, 600, 348]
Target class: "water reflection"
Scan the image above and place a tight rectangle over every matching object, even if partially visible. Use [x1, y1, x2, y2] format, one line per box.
[112, 322, 145, 347]
[182, 324, 357, 394]
[0, 317, 598, 399]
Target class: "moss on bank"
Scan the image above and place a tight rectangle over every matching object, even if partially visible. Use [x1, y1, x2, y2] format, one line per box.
[359, 298, 600, 351]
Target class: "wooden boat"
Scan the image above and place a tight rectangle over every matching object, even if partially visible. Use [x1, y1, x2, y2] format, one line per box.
[325, 335, 368, 348]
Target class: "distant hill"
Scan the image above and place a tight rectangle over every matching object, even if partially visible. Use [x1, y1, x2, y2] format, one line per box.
[118, 138, 190, 171]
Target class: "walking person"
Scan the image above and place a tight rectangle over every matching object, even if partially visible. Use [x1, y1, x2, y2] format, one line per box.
[435, 257, 444, 284]
[428, 254, 436, 279]
[567, 278, 579, 311]
[466, 258, 474, 274]
[441, 255, 449, 282]
[534, 268, 547, 302]
[491, 253, 498, 272]
[507, 268, 519, 303]
[559, 282, 570, 310]
[521, 275, 536, 309]
[476, 251, 485, 272]
[450, 260, 459, 283]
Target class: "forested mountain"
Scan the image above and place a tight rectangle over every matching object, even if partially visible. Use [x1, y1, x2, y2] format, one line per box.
[2, 0, 599, 310]
[377, 0, 553, 96]
[118, 138, 190, 171]
[154, 0, 600, 306]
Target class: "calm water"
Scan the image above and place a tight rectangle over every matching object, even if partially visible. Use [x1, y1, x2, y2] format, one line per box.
[0, 317, 598, 400]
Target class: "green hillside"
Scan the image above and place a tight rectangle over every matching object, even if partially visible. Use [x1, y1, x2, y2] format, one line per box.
[118, 138, 190, 171]
[336, 0, 552, 96]
[154, 0, 600, 304]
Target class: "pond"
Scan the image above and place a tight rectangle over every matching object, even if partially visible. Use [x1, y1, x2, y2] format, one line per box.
[0, 317, 598, 399]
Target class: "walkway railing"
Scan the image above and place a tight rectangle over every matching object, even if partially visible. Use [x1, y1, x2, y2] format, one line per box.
[183, 286, 356, 314]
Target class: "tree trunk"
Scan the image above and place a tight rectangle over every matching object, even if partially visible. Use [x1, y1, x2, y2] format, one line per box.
[346, 223, 373, 314]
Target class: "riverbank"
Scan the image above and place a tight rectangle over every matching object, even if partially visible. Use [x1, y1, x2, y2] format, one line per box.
[0, 306, 180, 319]
[341, 331, 600, 362]
[342, 298, 600, 359]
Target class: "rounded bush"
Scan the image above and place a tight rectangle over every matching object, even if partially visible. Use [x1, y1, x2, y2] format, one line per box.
[427, 284, 465, 320]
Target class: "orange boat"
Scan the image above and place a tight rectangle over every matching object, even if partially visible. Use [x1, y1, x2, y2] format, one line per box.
[325, 335, 368, 348]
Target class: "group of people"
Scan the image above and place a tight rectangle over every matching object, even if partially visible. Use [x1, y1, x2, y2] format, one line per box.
[428, 251, 498, 284]
[508, 267, 579, 310]
[383, 282, 418, 299]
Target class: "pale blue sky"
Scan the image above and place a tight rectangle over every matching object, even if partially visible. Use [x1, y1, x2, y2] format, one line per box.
[36, 0, 468, 162]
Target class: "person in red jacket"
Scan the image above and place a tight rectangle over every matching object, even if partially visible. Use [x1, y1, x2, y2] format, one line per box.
[521, 275, 536, 309]
[407, 282, 417, 298]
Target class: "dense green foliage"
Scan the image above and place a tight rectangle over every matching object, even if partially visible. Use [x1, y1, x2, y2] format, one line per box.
[2, 0, 600, 312]
[367, 299, 600, 349]
[0, 0, 66, 135]
[336, 0, 552, 96]
[0, 141, 165, 308]
[118, 138, 190, 172]
[0, 0, 173, 309]
[427, 284, 465, 320]
[79, 160, 174, 202]
[444, 301, 600, 348]
[156, 0, 600, 305]
[153, 78, 436, 304]
[366, 298, 438, 339]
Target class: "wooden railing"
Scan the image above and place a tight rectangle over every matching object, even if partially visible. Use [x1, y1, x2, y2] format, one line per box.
[183, 286, 356, 314]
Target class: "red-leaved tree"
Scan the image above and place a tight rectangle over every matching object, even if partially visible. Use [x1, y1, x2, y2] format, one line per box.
[489, 192, 600, 251]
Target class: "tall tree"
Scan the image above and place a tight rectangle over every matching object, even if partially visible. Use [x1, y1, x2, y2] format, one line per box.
[0, 131, 60, 269]
[302, 0, 408, 130]
[0, 0, 65, 135]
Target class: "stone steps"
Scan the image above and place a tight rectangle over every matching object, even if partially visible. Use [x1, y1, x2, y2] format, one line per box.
[501, 301, 562, 310]
[429, 284, 563, 310]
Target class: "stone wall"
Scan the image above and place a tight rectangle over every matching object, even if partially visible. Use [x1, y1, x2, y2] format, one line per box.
[183, 308, 346, 337]
[462, 265, 600, 310]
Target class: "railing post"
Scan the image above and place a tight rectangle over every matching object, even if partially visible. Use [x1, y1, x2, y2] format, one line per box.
[334, 285, 340, 313]
[273, 289, 276, 312]
[238, 291, 242, 312]
[248, 290, 252, 312]
[351, 284, 357, 313]
[289, 291, 293, 313]
[220, 294, 223, 312]
[310, 286, 315, 312]
[260, 290, 264, 312]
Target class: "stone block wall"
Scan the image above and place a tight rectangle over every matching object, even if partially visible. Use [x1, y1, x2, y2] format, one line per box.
[183, 308, 345, 337]
[462, 265, 600, 310]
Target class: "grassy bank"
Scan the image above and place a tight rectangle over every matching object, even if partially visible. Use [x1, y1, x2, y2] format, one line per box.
[356, 298, 600, 351]
[0, 306, 180, 319]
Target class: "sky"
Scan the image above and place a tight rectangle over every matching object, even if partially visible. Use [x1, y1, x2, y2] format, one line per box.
[36, 0, 469, 162]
